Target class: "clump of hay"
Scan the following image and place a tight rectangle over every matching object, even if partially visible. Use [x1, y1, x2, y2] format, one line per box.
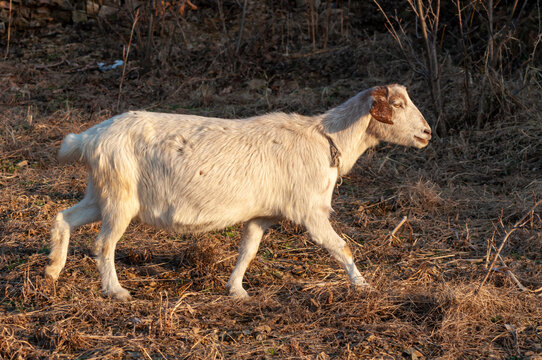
[434, 282, 540, 358]
[395, 179, 445, 215]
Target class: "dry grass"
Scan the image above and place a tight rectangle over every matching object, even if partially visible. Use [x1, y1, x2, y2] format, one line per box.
[1, 4, 542, 359]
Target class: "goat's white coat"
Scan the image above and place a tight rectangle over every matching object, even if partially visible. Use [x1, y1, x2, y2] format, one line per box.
[46, 84, 431, 300]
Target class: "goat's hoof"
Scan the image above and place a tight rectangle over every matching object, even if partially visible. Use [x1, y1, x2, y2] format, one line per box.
[104, 287, 132, 301]
[351, 278, 372, 290]
[44, 265, 61, 281]
[228, 287, 250, 299]
[353, 283, 374, 291]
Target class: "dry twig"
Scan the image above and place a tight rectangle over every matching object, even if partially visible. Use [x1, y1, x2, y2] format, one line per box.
[387, 216, 408, 244]
[491, 244, 529, 292]
[477, 199, 542, 293]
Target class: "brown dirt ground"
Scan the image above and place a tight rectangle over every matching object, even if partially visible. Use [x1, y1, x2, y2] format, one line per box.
[1, 3, 542, 359]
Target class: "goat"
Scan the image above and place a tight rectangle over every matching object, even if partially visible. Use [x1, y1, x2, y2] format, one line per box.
[45, 84, 431, 300]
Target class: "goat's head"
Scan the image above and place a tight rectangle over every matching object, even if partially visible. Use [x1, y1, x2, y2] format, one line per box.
[368, 84, 431, 149]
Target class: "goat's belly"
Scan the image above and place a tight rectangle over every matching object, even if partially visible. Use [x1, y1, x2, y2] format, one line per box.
[138, 213, 231, 234]
[137, 203, 270, 234]
[171, 222, 227, 234]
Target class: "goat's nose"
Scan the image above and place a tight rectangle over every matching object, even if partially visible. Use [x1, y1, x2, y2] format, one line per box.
[424, 128, 431, 135]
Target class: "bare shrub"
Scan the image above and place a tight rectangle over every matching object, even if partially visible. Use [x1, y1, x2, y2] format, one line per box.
[373, 0, 540, 134]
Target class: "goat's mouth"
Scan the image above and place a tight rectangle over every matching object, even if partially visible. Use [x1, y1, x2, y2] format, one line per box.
[414, 136, 430, 145]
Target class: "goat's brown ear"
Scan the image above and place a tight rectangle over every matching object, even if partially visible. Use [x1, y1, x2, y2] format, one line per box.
[370, 86, 393, 124]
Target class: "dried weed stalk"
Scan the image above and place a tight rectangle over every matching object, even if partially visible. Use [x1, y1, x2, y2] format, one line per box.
[374, 0, 445, 134]
[3, 0, 12, 59]
[117, 9, 140, 111]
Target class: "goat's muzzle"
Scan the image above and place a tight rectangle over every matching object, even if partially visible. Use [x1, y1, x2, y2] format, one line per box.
[414, 126, 432, 146]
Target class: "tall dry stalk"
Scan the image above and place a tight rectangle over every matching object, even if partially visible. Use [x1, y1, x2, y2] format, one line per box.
[344, 0, 351, 38]
[4, 0, 12, 59]
[324, 0, 332, 49]
[236, 0, 248, 54]
[142, 0, 155, 74]
[374, 0, 445, 135]
[217, 0, 227, 34]
[309, 0, 316, 50]
[476, 0, 495, 129]
[117, 9, 140, 111]
[409, 0, 445, 135]
[475, 0, 529, 128]
[455, 0, 473, 119]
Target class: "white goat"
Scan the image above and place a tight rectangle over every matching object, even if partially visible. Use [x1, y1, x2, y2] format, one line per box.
[45, 84, 431, 300]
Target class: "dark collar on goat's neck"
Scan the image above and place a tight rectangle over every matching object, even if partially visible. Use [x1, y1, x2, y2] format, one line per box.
[318, 130, 343, 186]
[326, 135, 341, 168]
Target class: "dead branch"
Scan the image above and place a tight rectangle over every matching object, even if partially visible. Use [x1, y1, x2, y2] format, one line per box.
[490, 245, 529, 292]
[477, 199, 542, 293]
[387, 216, 408, 244]
[411, 0, 445, 135]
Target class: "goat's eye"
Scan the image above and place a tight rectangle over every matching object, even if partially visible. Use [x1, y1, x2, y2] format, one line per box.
[392, 103, 403, 108]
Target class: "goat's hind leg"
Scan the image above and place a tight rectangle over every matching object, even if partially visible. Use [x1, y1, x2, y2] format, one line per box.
[45, 180, 101, 280]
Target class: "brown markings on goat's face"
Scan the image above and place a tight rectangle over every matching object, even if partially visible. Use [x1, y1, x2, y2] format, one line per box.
[368, 84, 431, 148]
[370, 86, 394, 124]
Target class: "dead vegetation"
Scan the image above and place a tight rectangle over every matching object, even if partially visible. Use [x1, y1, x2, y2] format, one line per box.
[1, 1, 541, 359]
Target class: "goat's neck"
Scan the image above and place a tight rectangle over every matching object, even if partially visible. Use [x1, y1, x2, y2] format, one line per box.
[320, 92, 379, 176]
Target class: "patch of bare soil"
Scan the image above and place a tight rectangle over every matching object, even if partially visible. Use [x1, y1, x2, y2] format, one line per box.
[1, 3, 541, 359]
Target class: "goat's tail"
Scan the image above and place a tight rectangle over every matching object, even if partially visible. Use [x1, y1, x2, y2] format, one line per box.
[58, 133, 84, 164]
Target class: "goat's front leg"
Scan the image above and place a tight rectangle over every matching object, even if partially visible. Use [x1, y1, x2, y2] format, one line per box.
[226, 218, 274, 298]
[304, 215, 370, 288]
